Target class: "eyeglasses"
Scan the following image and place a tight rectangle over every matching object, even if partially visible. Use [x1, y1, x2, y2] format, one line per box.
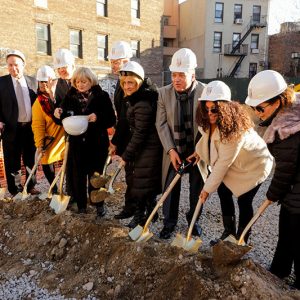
[205, 107, 218, 114]
[251, 103, 272, 113]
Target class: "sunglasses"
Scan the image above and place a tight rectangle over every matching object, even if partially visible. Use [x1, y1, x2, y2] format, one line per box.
[205, 107, 218, 114]
[251, 102, 272, 113]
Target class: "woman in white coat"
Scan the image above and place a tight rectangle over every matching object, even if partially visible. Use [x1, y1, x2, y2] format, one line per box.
[193, 81, 273, 244]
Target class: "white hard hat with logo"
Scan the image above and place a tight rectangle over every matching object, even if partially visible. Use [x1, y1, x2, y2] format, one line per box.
[6, 49, 26, 63]
[120, 61, 144, 80]
[62, 115, 89, 136]
[36, 65, 56, 81]
[198, 81, 231, 102]
[169, 48, 197, 73]
[245, 70, 288, 106]
[53, 48, 75, 69]
[107, 41, 133, 60]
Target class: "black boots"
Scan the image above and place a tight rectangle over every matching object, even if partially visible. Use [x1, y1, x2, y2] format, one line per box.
[210, 215, 236, 246]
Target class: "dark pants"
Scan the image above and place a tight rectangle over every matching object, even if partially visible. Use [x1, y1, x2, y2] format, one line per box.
[218, 182, 260, 234]
[3, 123, 36, 194]
[163, 164, 203, 228]
[122, 162, 137, 213]
[42, 163, 57, 193]
[270, 206, 300, 286]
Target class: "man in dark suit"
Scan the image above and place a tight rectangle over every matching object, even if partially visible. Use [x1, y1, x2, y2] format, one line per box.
[0, 50, 39, 196]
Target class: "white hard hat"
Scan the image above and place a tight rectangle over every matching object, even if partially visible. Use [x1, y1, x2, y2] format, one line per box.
[245, 70, 288, 106]
[36, 65, 56, 81]
[120, 61, 144, 80]
[169, 48, 197, 73]
[53, 48, 75, 69]
[6, 49, 26, 63]
[107, 41, 133, 60]
[62, 115, 89, 136]
[199, 81, 231, 102]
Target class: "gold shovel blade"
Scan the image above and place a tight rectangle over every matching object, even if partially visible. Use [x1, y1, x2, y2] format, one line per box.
[39, 192, 51, 200]
[0, 188, 6, 200]
[182, 238, 202, 253]
[128, 225, 154, 242]
[90, 189, 109, 203]
[50, 194, 70, 214]
[171, 233, 185, 248]
[13, 192, 23, 201]
[90, 174, 110, 189]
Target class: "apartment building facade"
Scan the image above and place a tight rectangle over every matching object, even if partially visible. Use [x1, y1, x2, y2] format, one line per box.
[0, 0, 163, 85]
[179, 0, 269, 79]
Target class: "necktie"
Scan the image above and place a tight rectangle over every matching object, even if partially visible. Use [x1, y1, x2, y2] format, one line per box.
[15, 80, 27, 122]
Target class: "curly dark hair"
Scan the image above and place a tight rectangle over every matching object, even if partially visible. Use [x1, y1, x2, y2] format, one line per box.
[196, 101, 254, 143]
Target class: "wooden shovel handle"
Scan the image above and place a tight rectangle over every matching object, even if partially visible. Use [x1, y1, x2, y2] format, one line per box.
[102, 155, 112, 177]
[143, 173, 181, 231]
[48, 167, 62, 196]
[59, 136, 70, 196]
[186, 199, 203, 241]
[238, 199, 272, 245]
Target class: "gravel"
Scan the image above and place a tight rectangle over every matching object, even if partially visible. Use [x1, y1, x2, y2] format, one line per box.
[0, 159, 279, 299]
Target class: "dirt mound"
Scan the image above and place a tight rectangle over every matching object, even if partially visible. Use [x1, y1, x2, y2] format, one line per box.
[0, 198, 299, 299]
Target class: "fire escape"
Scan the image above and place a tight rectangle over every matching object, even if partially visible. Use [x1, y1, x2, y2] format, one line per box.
[224, 16, 267, 78]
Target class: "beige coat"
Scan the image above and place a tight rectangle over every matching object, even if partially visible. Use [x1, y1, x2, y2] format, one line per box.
[196, 127, 273, 197]
[156, 81, 205, 188]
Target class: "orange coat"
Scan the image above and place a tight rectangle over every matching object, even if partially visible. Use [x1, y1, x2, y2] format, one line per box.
[32, 99, 65, 165]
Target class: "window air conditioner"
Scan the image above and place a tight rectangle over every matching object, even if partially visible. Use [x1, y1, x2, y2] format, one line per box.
[252, 48, 259, 54]
[235, 18, 243, 24]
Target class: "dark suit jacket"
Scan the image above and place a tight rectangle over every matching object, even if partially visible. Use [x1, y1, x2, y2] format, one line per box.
[54, 78, 70, 107]
[0, 74, 37, 141]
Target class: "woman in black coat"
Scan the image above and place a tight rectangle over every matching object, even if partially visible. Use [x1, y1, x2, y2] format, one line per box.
[246, 70, 300, 290]
[119, 61, 162, 228]
[54, 67, 116, 216]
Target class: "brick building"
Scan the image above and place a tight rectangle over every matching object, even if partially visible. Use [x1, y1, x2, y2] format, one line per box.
[0, 0, 164, 86]
[269, 22, 300, 77]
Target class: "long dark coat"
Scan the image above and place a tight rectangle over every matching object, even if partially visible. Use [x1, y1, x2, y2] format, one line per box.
[122, 79, 162, 201]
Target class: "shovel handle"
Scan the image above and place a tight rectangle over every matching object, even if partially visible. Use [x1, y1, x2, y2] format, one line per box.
[102, 155, 112, 177]
[59, 136, 70, 196]
[238, 199, 272, 245]
[143, 173, 181, 231]
[23, 152, 42, 194]
[48, 167, 62, 196]
[186, 199, 203, 241]
[107, 162, 122, 193]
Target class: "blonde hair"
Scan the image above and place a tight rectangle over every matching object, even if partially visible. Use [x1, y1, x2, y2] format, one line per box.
[119, 74, 143, 96]
[71, 67, 98, 88]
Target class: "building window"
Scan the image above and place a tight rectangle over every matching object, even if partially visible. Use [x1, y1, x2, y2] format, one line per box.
[70, 30, 82, 58]
[131, 0, 140, 19]
[232, 33, 241, 48]
[249, 63, 257, 78]
[131, 40, 140, 58]
[97, 34, 108, 61]
[250, 34, 259, 52]
[215, 2, 224, 23]
[96, 0, 107, 17]
[36, 23, 51, 55]
[253, 5, 261, 23]
[234, 4, 242, 21]
[163, 16, 169, 26]
[213, 32, 222, 53]
[163, 39, 173, 47]
[34, 0, 47, 8]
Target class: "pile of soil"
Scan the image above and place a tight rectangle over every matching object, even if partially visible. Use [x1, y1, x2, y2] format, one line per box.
[0, 193, 299, 300]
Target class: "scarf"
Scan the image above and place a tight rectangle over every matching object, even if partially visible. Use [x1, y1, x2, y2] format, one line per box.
[173, 81, 196, 157]
[37, 91, 55, 117]
[77, 90, 92, 113]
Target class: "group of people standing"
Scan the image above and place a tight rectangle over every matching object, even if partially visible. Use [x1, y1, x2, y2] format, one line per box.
[0, 43, 299, 290]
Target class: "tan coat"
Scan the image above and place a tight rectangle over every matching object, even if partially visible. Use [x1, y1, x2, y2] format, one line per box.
[156, 81, 205, 188]
[32, 99, 65, 165]
[196, 127, 273, 197]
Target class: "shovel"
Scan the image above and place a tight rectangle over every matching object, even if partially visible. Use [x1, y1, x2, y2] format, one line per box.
[13, 152, 43, 201]
[129, 160, 193, 243]
[90, 162, 122, 203]
[171, 200, 203, 253]
[90, 155, 112, 188]
[39, 167, 62, 200]
[50, 135, 70, 214]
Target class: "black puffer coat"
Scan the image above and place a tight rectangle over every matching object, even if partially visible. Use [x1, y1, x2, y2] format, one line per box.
[263, 99, 300, 214]
[122, 79, 162, 200]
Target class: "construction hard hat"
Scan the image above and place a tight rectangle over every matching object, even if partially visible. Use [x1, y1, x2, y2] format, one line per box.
[120, 61, 144, 80]
[6, 49, 26, 63]
[169, 48, 197, 73]
[245, 70, 288, 106]
[107, 41, 133, 60]
[199, 81, 231, 102]
[53, 48, 75, 69]
[62, 115, 89, 136]
[36, 65, 56, 81]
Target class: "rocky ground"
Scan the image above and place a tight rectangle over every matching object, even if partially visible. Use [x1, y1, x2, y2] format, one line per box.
[0, 159, 300, 299]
